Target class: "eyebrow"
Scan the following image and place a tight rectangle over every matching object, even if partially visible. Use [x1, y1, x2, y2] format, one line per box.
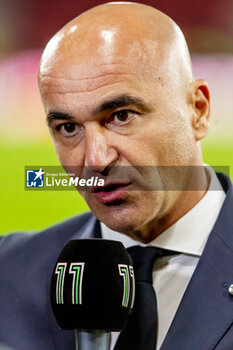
[46, 94, 152, 126]
[46, 112, 75, 126]
[93, 94, 152, 115]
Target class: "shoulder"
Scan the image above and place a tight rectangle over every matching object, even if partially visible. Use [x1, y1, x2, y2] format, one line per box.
[0, 214, 96, 347]
[0, 212, 94, 264]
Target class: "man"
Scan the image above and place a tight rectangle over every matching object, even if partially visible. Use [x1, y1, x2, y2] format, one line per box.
[0, 2, 232, 350]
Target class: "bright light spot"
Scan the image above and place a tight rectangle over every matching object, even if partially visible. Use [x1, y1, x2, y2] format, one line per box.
[101, 30, 115, 44]
[40, 33, 64, 72]
[68, 25, 78, 35]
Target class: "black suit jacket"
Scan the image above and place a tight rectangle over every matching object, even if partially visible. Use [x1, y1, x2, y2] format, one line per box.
[0, 173, 233, 350]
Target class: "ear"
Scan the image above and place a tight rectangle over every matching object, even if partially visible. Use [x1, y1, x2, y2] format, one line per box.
[189, 79, 210, 141]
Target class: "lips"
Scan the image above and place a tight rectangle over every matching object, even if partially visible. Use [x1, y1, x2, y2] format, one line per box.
[91, 182, 131, 204]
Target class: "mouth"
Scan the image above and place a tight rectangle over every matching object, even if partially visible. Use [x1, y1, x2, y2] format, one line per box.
[91, 182, 131, 204]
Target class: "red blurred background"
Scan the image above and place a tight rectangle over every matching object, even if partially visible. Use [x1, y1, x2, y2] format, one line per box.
[0, 0, 232, 142]
[1, 0, 233, 55]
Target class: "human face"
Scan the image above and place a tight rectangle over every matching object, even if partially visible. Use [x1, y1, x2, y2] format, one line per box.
[40, 43, 199, 242]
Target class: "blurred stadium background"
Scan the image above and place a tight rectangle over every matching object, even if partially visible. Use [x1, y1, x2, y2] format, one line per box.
[0, 0, 232, 234]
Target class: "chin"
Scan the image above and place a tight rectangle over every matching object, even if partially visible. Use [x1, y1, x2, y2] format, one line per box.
[102, 218, 154, 243]
[84, 191, 163, 239]
[103, 218, 137, 235]
[91, 203, 154, 240]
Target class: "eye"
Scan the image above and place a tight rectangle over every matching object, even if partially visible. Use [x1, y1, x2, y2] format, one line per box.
[55, 122, 80, 137]
[109, 110, 135, 125]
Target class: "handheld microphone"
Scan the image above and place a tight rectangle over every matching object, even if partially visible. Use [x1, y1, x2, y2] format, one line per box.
[50, 239, 135, 350]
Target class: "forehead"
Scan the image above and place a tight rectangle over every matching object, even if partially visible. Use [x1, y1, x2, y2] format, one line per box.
[39, 44, 164, 116]
[41, 60, 145, 95]
[38, 16, 181, 119]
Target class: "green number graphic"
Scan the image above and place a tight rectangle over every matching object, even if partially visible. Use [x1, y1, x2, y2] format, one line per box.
[55, 262, 85, 304]
[69, 263, 85, 304]
[55, 263, 67, 304]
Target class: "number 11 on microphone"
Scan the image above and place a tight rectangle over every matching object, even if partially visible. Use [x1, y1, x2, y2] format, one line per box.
[55, 262, 85, 305]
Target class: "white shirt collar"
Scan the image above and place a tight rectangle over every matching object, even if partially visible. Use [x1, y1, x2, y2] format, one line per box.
[101, 167, 226, 256]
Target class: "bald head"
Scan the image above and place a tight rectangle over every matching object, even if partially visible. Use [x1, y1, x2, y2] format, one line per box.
[38, 2, 210, 240]
[39, 2, 193, 88]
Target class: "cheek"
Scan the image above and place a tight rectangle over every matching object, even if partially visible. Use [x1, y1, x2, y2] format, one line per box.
[119, 131, 161, 166]
[166, 112, 196, 164]
[52, 138, 86, 166]
[143, 111, 196, 166]
[52, 139, 68, 165]
[122, 126, 171, 166]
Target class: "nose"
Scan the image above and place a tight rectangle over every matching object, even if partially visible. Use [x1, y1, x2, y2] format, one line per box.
[84, 125, 118, 173]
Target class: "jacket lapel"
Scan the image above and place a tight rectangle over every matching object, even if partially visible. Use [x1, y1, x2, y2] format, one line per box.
[161, 173, 233, 350]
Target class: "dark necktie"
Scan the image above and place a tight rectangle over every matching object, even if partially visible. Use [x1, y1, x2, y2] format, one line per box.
[114, 246, 174, 350]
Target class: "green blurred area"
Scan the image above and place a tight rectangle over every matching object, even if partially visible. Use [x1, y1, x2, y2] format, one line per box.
[0, 139, 89, 235]
[0, 137, 232, 235]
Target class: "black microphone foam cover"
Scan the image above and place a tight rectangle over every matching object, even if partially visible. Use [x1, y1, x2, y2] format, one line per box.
[50, 239, 135, 331]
